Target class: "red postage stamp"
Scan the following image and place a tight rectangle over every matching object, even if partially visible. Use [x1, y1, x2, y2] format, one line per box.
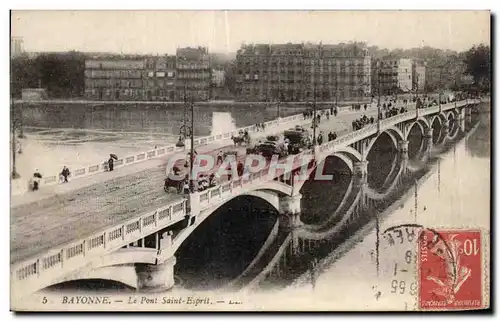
[418, 229, 483, 310]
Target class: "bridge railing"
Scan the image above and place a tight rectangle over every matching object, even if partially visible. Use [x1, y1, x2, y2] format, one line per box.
[11, 198, 188, 291]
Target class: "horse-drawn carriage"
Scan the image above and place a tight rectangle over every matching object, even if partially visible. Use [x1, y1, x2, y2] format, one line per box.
[164, 166, 187, 193]
[231, 130, 251, 146]
[284, 127, 312, 155]
[255, 141, 288, 160]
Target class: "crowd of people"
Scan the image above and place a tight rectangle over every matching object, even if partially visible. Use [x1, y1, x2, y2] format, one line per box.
[303, 106, 339, 121]
[350, 103, 368, 111]
[352, 114, 375, 131]
[379, 106, 408, 120]
[254, 122, 266, 132]
[315, 131, 338, 145]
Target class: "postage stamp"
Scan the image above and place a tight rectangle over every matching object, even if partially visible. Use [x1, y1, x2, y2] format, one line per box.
[418, 229, 483, 310]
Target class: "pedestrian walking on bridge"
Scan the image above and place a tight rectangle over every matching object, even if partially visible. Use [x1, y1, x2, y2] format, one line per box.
[108, 157, 114, 171]
[60, 166, 71, 183]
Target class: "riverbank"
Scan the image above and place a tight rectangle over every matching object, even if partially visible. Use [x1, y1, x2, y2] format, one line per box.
[13, 99, 373, 109]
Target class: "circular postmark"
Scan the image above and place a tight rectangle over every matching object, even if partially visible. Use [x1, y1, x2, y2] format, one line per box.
[375, 224, 456, 310]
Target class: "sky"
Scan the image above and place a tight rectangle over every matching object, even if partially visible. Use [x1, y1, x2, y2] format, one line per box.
[11, 10, 491, 54]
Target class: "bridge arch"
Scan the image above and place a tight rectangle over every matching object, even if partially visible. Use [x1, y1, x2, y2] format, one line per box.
[332, 146, 362, 164]
[437, 112, 448, 125]
[365, 163, 404, 200]
[366, 129, 402, 157]
[256, 181, 293, 197]
[430, 115, 442, 128]
[45, 266, 138, 291]
[172, 192, 280, 255]
[406, 120, 426, 139]
[446, 111, 457, 124]
[293, 152, 354, 194]
[415, 117, 431, 132]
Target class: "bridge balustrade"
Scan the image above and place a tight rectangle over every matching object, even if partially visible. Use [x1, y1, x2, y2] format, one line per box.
[12, 198, 187, 289]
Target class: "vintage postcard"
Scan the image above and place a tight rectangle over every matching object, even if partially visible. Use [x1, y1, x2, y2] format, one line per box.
[9, 10, 491, 311]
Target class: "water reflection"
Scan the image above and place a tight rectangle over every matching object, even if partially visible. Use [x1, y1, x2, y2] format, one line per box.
[466, 108, 490, 158]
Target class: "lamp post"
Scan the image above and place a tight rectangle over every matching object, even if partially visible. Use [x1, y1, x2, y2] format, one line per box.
[189, 96, 195, 192]
[312, 87, 317, 146]
[17, 103, 25, 139]
[438, 67, 443, 108]
[334, 76, 338, 111]
[454, 78, 457, 109]
[11, 100, 21, 179]
[176, 84, 189, 148]
[176, 92, 195, 190]
[277, 71, 281, 120]
[377, 68, 382, 132]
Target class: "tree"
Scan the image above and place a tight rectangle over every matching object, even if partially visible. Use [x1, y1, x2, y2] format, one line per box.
[464, 44, 491, 92]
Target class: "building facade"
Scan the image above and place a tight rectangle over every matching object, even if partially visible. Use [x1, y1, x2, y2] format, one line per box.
[11, 37, 24, 58]
[143, 56, 177, 101]
[372, 58, 413, 95]
[84, 48, 212, 101]
[211, 69, 226, 88]
[235, 43, 371, 102]
[175, 47, 211, 101]
[412, 60, 426, 93]
[84, 59, 145, 100]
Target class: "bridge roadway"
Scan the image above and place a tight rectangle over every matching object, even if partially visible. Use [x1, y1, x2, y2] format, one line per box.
[11, 105, 388, 264]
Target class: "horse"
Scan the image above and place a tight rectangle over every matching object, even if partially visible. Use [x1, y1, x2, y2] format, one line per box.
[232, 135, 250, 147]
[164, 177, 184, 193]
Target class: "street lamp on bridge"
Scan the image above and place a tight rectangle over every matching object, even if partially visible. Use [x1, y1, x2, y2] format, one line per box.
[175, 85, 195, 192]
[11, 100, 23, 180]
[310, 87, 318, 146]
[377, 68, 382, 133]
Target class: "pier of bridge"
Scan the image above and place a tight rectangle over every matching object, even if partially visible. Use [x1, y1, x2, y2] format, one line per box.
[10, 98, 481, 301]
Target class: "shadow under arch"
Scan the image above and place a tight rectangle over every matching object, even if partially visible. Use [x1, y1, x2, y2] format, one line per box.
[406, 121, 425, 160]
[431, 116, 445, 146]
[43, 278, 136, 293]
[366, 132, 399, 191]
[174, 194, 280, 290]
[299, 155, 353, 225]
[366, 159, 404, 200]
[365, 128, 402, 157]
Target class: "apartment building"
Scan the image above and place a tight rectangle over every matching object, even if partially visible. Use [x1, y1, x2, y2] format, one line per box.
[372, 58, 413, 95]
[143, 56, 177, 100]
[235, 43, 371, 102]
[84, 59, 145, 100]
[175, 47, 211, 101]
[84, 48, 211, 101]
[412, 60, 426, 92]
[11, 37, 24, 58]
